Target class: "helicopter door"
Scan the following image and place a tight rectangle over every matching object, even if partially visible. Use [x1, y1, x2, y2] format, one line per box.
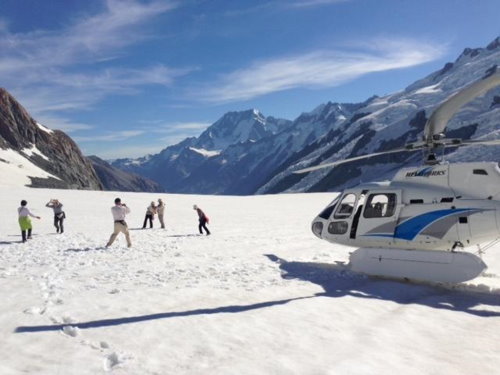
[356, 192, 401, 245]
[350, 192, 367, 239]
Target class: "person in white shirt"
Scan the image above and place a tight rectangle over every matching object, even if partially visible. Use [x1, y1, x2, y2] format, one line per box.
[157, 198, 165, 229]
[105, 197, 132, 248]
[18, 200, 41, 243]
[46, 199, 65, 234]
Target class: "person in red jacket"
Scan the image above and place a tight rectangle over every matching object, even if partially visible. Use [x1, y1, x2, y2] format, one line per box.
[193, 204, 210, 235]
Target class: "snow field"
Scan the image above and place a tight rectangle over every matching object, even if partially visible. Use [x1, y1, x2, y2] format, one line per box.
[0, 187, 499, 374]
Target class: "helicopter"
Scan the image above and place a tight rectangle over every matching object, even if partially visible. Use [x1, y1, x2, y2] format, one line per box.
[295, 73, 500, 283]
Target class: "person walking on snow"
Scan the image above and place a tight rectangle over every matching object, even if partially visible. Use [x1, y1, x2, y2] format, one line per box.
[106, 198, 132, 248]
[46, 198, 65, 233]
[142, 201, 157, 229]
[18, 200, 41, 243]
[157, 198, 166, 229]
[193, 204, 210, 235]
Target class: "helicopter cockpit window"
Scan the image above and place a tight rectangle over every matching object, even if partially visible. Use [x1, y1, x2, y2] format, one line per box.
[318, 196, 340, 220]
[364, 193, 396, 218]
[328, 221, 348, 235]
[334, 193, 356, 219]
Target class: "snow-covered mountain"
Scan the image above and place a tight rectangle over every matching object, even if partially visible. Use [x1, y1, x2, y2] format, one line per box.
[0, 89, 163, 192]
[0, 88, 103, 190]
[113, 37, 500, 195]
[262, 37, 500, 194]
[112, 109, 293, 192]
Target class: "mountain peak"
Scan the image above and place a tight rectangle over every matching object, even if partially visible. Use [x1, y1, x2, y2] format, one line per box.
[487, 36, 500, 51]
[456, 36, 500, 62]
[194, 109, 291, 151]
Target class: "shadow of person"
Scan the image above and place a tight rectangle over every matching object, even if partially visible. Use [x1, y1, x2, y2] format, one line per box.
[64, 247, 106, 253]
[264, 254, 500, 317]
[0, 240, 24, 245]
[165, 234, 201, 238]
[15, 294, 315, 334]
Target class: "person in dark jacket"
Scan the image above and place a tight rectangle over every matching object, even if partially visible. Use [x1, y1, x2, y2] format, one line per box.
[46, 199, 65, 233]
[142, 201, 157, 229]
[193, 204, 210, 235]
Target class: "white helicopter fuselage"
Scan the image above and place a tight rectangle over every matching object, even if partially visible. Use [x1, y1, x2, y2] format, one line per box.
[302, 74, 500, 283]
[312, 162, 500, 252]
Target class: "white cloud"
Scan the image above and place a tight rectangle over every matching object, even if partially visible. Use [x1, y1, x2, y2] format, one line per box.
[83, 144, 166, 159]
[74, 130, 145, 142]
[0, 0, 183, 122]
[156, 122, 212, 132]
[34, 115, 94, 133]
[0, 0, 176, 72]
[80, 121, 212, 159]
[191, 38, 446, 103]
[151, 121, 212, 143]
[223, 0, 348, 16]
[290, 0, 350, 7]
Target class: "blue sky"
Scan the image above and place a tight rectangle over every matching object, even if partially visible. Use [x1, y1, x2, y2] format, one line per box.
[1, 0, 499, 159]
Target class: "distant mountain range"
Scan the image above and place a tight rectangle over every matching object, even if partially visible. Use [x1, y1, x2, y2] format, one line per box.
[1, 36, 499, 194]
[112, 36, 500, 194]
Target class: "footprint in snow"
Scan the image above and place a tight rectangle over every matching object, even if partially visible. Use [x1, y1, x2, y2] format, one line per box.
[104, 352, 132, 371]
[23, 306, 46, 315]
[62, 325, 79, 337]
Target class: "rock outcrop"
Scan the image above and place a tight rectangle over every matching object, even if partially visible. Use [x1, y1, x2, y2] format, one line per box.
[88, 155, 164, 192]
[0, 88, 103, 190]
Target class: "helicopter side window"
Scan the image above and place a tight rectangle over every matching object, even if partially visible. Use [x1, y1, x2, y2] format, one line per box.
[334, 193, 356, 219]
[473, 169, 488, 175]
[364, 193, 396, 218]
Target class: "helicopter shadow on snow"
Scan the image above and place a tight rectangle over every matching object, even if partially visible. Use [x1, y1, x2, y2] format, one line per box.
[263, 254, 500, 317]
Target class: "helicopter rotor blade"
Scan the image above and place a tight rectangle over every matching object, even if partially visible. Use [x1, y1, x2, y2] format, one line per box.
[294, 74, 500, 175]
[424, 73, 500, 142]
[443, 138, 500, 148]
[293, 146, 416, 174]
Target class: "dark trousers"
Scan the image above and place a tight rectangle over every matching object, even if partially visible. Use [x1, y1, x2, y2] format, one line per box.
[21, 229, 32, 242]
[143, 214, 153, 228]
[54, 215, 64, 233]
[199, 218, 210, 235]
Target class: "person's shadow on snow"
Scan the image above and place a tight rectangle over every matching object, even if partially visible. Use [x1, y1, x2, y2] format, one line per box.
[0, 240, 24, 245]
[14, 253, 500, 334]
[15, 294, 315, 333]
[264, 254, 500, 318]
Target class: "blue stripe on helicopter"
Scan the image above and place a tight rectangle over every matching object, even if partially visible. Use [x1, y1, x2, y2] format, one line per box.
[362, 208, 482, 240]
[394, 208, 480, 241]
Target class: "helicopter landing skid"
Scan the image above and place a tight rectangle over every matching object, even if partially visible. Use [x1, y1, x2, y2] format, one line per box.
[348, 247, 487, 284]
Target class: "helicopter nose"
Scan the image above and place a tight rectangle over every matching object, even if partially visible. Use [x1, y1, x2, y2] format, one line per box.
[312, 221, 323, 238]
